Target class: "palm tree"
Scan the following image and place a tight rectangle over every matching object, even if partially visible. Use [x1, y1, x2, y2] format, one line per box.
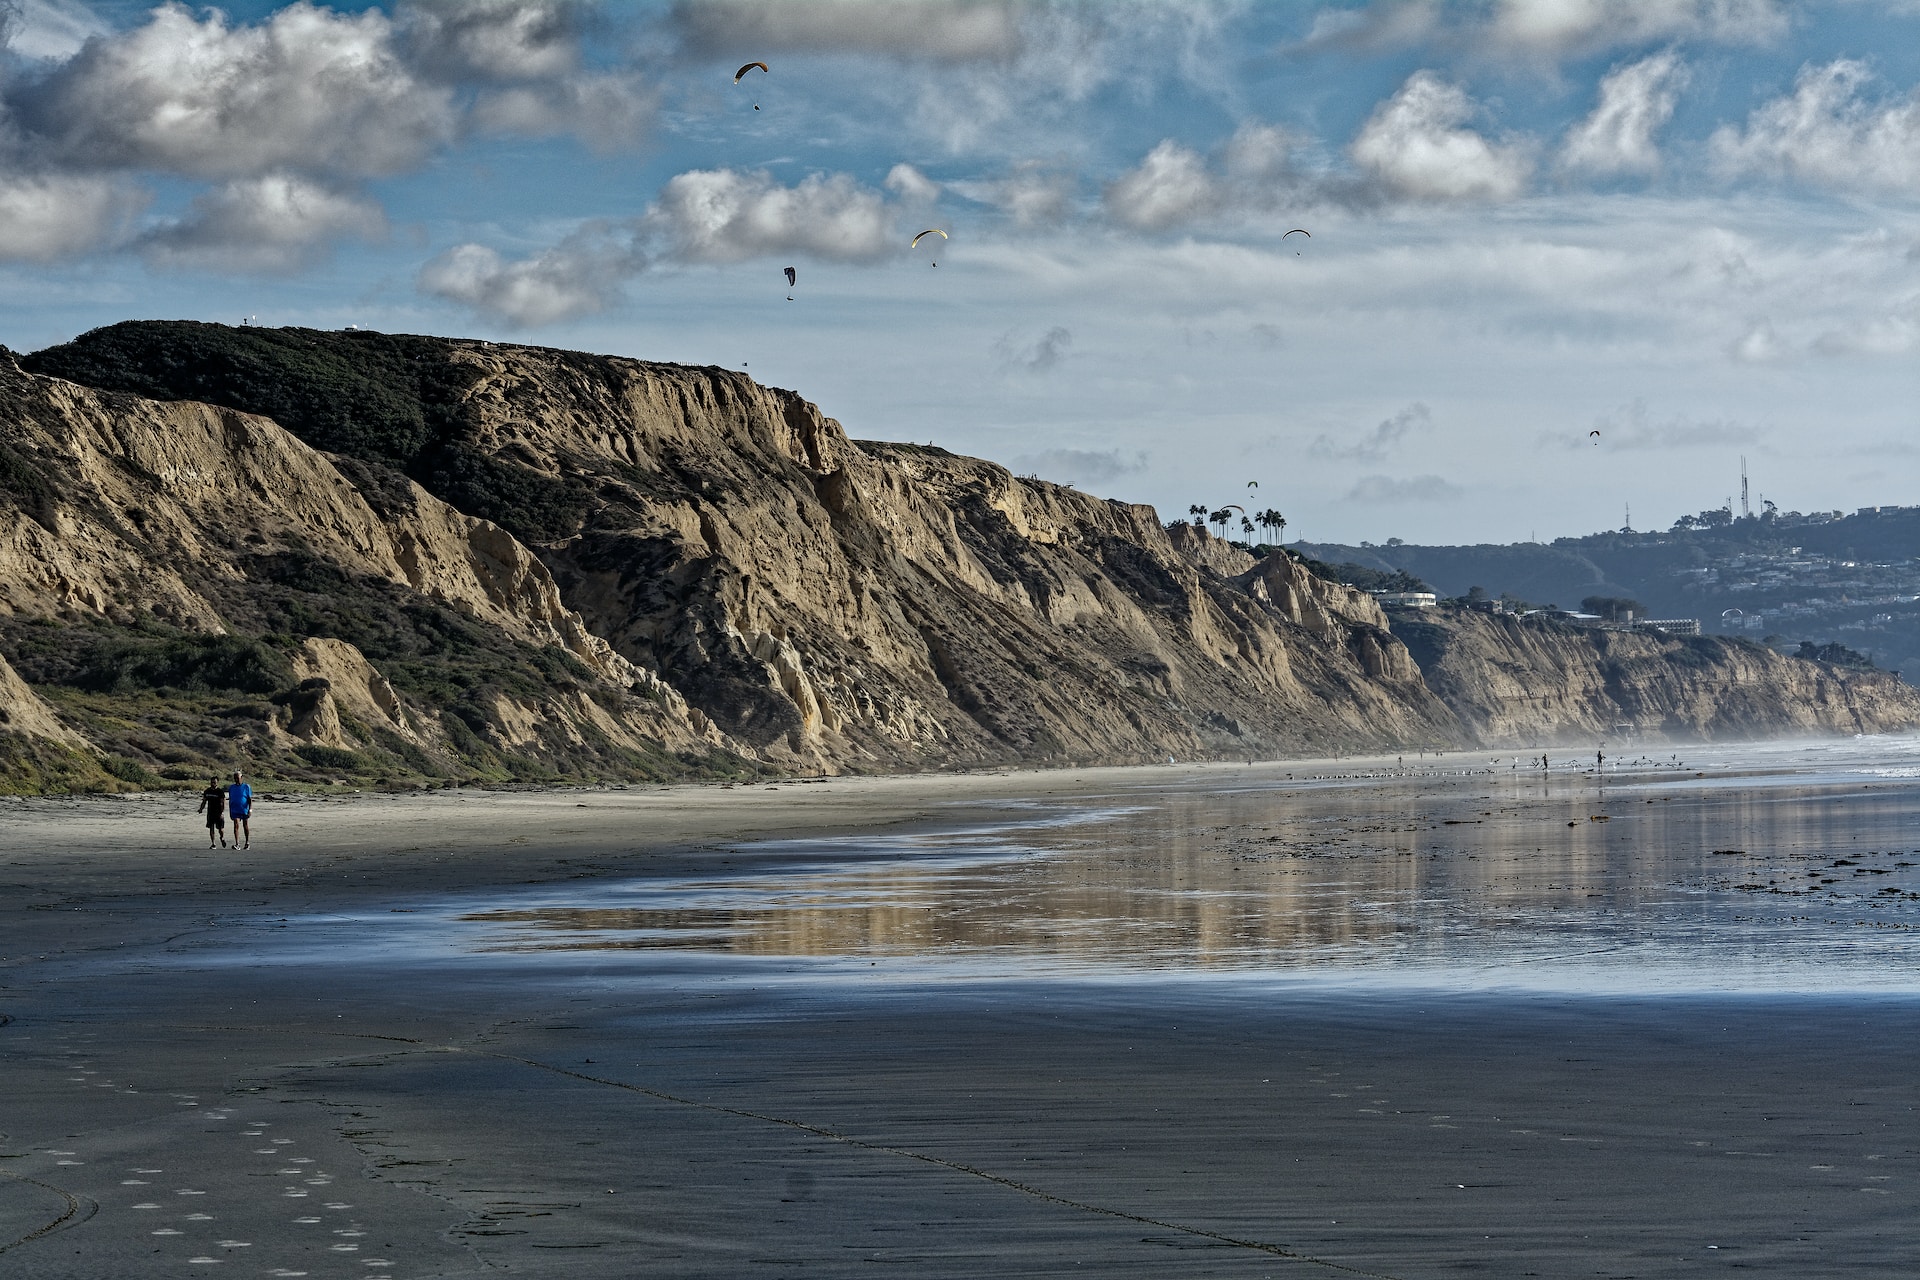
[1239, 516, 1255, 540]
[1209, 508, 1232, 538]
[1255, 508, 1287, 545]
[1188, 503, 1208, 527]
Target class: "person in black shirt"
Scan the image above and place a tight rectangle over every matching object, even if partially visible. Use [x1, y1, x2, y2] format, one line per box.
[197, 776, 227, 848]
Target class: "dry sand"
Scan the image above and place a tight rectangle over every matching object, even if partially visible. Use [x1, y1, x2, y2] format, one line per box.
[3, 759, 1917, 1278]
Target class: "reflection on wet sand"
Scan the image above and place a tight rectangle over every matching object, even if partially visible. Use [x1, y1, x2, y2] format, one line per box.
[452, 754, 1920, 988]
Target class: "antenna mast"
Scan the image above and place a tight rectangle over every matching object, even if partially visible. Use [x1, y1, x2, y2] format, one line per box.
[1740, 457, 1750, 519]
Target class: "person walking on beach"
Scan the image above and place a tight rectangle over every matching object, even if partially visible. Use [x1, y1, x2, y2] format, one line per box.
[227, 770, 253, 850]
[197, 776, 227, 848]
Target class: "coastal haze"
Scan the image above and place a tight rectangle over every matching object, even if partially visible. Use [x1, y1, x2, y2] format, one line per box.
[4, 4, 1920, 1279]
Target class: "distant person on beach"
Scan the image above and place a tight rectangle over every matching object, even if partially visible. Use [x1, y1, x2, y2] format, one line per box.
[227, 771, 253, 850]
[197, 776, 227, 848]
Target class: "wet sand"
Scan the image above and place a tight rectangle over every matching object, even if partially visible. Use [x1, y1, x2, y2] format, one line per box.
[4, 753, 1918, 1278]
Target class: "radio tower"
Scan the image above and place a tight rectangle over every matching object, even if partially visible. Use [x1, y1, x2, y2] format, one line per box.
[1740, 457, 1750, 519]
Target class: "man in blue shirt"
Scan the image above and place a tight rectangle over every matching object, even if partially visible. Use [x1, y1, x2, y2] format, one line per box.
[227, 771, 254, 850]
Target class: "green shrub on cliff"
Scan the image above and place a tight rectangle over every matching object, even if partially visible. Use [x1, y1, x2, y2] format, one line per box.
[71, 633, 293, 696]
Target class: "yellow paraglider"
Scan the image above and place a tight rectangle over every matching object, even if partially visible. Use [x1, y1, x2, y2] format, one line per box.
[912, 228, 947, 266]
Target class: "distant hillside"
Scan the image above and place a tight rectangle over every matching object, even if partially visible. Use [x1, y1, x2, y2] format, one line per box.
[1297, 509, 1920, 678]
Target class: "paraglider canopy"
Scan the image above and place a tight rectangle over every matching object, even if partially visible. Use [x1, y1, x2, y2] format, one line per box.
[1282, 228, 1309, 238]
[1590, 430, 1602, 445]
[912, 228, 947, 267]
[734, 61, 768, 82]
[784, 266, 796, 286]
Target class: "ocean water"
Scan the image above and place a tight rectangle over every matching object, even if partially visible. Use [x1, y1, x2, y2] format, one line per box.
[247, 735, 1920, 996]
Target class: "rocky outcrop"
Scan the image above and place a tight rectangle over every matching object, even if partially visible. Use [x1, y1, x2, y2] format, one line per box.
[0, 653, 81, 744]
[0, 349, 732, 783]
[1392, 606, 1920, 744]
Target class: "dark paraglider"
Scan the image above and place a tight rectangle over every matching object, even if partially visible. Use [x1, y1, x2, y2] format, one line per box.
[735, 60, 768, 109]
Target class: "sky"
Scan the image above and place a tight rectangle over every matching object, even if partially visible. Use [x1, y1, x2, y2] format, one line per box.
[1, 1, 1917, 546]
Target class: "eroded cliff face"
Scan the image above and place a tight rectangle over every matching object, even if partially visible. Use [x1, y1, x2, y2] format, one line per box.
[0, 354, 731, 787]
[361, 339, 1461, 767]
[1393, 607, 1920, 745]
[0, 330, 1457, 787]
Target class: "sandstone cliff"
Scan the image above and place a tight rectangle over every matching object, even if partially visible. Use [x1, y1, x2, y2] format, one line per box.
[2, 320, 1914, 794]
[1392, 607, 1920, 745]
[0, 324, 1457, 789]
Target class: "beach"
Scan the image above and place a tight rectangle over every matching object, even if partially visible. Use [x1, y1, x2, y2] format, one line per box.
[4, 746, 1919, 1278]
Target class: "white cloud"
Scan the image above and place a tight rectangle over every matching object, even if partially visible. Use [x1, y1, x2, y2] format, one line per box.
[12, 3, 457, 180]
[1710, 60, 1920, 193]
[404, 0, 655, 152]
[669, 0, 1023, 62]
[1290, 2, 1442, 55]
[1813, 311, 1920, 357]
[650, 168, 896, 262]
[1012, 447, 1147, 486]
[1729, 316, 1787, 362]
[469, 73, 656, 153]
[1104, 140, 1218, 231]
[0, 170, 144, 261]
[994, 325, 1073, 372]
[1555, 400, 1759, 450]
[1345, 473, 1463, 502]
[2, 0, 110, 61]
[978, 161, 1076, 226]
[421, 165, 909, 323]
[1487, 0, 1785, 58]
[401, 0, 583, 82]
[140, 175, 385, 275]
[792, 3, 1232, 156]
[418, 223, 647, 326]
[1560, 50, 1688, 176]
[884, 163, 942, 203]
[1103, 124, 1324, 231]
[1294, 0, 1784, 60]
[1351, 72, 1533, 201]
[1310, 402, 1432, 461]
